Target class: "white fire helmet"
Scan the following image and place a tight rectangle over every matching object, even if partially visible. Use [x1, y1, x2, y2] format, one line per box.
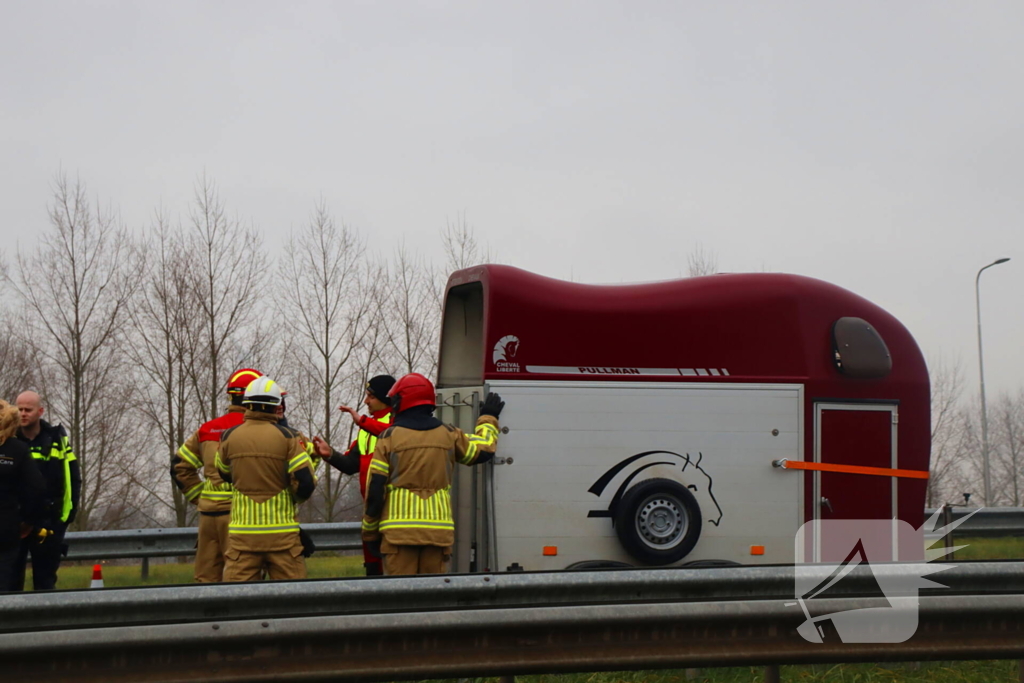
[242, 377, 283, 407]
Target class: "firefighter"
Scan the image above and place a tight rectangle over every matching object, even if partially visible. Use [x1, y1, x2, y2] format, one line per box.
[360, 373, 504, 576]
[172, 367, 262, 582]
[216, 376, 316, 581]
[312, 374, 396, 576]
[13, 390, 80, 591]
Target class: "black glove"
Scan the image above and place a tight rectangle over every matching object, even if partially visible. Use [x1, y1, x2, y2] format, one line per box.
[479, 392, 505, 419]
[299, 528, 316, 558]
[366, 539, 382, 559]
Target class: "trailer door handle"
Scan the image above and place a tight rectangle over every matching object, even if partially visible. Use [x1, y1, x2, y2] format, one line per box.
[820, 497, 833, 514]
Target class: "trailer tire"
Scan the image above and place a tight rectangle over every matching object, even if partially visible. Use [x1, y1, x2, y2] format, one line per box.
[565, 560, 634, 571]
[614, 478, 702, 565]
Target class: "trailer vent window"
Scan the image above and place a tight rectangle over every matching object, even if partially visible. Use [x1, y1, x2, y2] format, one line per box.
[831, 317, 892, 379]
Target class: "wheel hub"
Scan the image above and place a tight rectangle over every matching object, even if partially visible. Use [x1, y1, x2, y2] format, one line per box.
[636, 496, 687, 549]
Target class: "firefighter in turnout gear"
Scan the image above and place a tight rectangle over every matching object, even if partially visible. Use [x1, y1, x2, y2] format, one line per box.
[13, 391, 80, 591]
[360, 373, 504, 575]
[172, 367, 262, 582]
[312, 374, 395, 576]
[216, 377, 317, 581]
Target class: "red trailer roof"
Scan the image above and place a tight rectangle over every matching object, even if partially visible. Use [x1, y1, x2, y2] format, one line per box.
[439, 264, 927, 393]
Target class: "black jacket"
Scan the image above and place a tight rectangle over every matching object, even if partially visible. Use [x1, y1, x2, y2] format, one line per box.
[16, 420, 81, 526]
[0, 438, 46, 550]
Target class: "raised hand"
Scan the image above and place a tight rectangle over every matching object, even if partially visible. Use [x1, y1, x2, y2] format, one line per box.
[311, 435, 333, 458]
[338, 405, 360, 423]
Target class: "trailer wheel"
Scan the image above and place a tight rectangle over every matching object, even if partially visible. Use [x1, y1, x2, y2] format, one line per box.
[565, 560, 634, 571]
[614, 478, 702, 565]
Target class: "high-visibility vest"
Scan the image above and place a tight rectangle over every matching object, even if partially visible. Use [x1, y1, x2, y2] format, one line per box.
[25, 425, 76, 523]
[358, 412, 392, 498]
[357, 412, 392, 457]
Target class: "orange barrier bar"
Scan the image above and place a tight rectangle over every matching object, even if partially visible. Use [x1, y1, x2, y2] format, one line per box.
[774, 459, 929, 480]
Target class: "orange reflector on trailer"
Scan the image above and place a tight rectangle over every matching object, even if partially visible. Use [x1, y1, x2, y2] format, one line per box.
[542, 546, 558, 556]
[750, 545, 765, 556]
[772, 458, 929, 480]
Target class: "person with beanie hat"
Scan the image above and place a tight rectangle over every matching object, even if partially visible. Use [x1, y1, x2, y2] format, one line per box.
[312, 374, 396, 576]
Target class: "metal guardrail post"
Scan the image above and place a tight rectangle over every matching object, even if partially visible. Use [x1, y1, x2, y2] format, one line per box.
[764, 664, 780, 683]
[141, 557, 149, 581]
[943, 503, 955, 560]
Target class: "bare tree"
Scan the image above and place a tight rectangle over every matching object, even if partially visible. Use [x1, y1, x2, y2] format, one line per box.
[992, 391, 1024, 506]
[125, 213, 201, 526]
[6, 173, 139, 530]
[0, 305, 40, 400]
[182, 174, 267, 421]
[928, 355, 971, 506]
[380, 244, 442, 377]
[277, 199, 374, 521]
[686, 242, 718, 277]
[442, 213, 492, 271]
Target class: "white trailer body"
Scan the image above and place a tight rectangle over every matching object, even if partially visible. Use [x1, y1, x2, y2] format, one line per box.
[440, 381, 804, 571]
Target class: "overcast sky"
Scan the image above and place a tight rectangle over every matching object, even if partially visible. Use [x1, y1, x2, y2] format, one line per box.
[2, 2, 1021, 397]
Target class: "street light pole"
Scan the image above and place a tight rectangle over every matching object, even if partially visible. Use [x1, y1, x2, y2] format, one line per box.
[976, 257, 1010, 505]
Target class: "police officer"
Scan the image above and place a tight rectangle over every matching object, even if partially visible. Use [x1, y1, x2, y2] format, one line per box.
[312, 374, 395, 575]
[216, 377, 317, 581]
[360, 373, 504, 575]
[13, 391, 80, 591]
[172, 368, 263, 582]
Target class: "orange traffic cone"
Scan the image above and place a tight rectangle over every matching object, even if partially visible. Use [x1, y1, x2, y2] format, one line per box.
[90, 564, 104, 588]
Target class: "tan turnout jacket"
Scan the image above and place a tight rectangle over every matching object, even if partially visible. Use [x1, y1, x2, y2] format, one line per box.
[361, 415, 499, 547]
[215, 411, 316, 552]
[173, 405, 246, 513]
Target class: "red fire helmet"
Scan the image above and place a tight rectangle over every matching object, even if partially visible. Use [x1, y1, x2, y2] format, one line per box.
[227, 368, 263, 395]
[388, 373, 436, 413]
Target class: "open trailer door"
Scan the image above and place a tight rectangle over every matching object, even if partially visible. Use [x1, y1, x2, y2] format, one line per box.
[436, 277, 496, 571]
[435, 385, 496, 573]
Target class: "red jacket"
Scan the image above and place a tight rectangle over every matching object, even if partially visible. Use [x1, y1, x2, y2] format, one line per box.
[324, 407, 393, 496]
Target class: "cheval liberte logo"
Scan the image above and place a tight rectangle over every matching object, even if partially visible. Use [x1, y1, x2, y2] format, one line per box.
[493, 335, 521, 372]
[791, 510, 978, 644]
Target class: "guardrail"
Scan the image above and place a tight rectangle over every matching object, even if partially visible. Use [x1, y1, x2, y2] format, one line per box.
[924, 506, 1024, 537]
[1, 562, 1023, 682]
[63, 522, 362, 561]
[61, 508, 1024, 563]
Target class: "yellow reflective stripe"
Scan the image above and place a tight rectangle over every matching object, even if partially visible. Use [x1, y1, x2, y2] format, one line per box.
[369, 459, 389, 475]
[215, 453, 229, 473]
[184, 482, 203, 501]
[177, 445, 201, 468]
[469, 428, 498, 446]
[230, 489, 296, 531]
[62, 438, 77, 462]
[384, 487, 453, 528]
[288, 453, 312, 473]
[229, 525, 300, 534]
[361, 519, 379, 530]
[460, 423, 498, 465]
[379, 520, 455, 530]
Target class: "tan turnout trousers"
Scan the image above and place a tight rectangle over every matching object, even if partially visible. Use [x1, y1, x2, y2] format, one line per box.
[381, 540, 450, 576]
[194, 513, 230, 582]
[222, 542, 307, 582]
